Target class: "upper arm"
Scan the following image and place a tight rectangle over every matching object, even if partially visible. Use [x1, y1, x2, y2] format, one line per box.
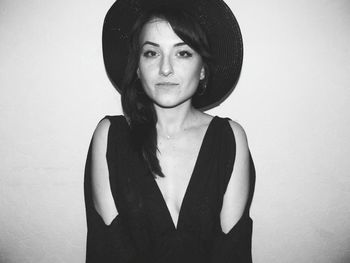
[220, 120, 250, 233]
[91, 118, 118, 225]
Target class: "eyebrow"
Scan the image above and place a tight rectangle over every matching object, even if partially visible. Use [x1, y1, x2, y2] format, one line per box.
[141, 41, 187, 48]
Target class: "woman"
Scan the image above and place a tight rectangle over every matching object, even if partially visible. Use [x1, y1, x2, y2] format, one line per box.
[84, 0, 254, 262]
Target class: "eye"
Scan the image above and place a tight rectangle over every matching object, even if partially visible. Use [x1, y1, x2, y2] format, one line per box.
[177, 50, 193, 58]
[142, 50, 158, 58]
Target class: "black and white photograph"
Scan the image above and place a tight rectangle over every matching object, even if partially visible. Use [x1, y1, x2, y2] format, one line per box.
[0, 0, 349, 262]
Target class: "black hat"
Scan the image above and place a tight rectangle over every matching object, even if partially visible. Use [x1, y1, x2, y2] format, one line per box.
[102, 0, 243, 110]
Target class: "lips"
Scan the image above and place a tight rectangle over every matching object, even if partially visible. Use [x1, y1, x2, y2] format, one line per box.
[155, 82, 179, 87]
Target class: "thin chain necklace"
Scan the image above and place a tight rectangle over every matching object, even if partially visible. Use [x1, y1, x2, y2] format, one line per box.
[158, 128, 186, 140]
[157, 114, 198, 140]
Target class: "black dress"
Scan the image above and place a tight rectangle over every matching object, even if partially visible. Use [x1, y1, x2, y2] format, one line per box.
[84, 115, 253, 263]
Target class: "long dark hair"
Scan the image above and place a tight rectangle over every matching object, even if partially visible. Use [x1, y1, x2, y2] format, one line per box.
[121, 6, 212, 177]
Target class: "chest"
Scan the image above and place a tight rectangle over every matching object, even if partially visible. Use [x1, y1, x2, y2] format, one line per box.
[110, 117, 232, 232]
[154, 133, 204, 221]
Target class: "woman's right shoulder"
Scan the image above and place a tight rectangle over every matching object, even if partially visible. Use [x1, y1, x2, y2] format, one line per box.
[99, 114, 127, 125]
[90, 116, 121, 225]
[91, 115, 124, 146]
[93, 115, 127, 137]
[92, 118, 111, 145]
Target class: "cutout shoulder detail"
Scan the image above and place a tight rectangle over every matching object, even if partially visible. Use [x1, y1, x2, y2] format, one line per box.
[90, 118, 118, 225]
[220, 120, 250, 234]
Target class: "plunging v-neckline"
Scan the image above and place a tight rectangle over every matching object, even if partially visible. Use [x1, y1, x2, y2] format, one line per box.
[151, 116, 217, 230]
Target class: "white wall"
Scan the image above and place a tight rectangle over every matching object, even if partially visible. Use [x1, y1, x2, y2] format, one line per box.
[0, 0, 349, 262]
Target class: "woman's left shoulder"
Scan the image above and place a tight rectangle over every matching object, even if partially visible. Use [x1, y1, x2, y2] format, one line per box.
[228, 119, 247, 138]
[222, 118, 249, 151]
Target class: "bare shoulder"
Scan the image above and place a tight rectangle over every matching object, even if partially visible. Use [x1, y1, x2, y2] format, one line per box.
[92, 118, 111, 144]
[227, 119, 249, 152]
[90, 118, 117, 225]
[220, 119, 250, 233]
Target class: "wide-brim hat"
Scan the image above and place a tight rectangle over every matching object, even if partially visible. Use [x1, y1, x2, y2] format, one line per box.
[102, 0, 243, 110]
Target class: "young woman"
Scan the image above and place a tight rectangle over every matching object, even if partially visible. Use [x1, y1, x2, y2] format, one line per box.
[84, 0, 254, 262]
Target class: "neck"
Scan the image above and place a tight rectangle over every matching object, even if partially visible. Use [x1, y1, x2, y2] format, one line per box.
[154, 102, 198, 136]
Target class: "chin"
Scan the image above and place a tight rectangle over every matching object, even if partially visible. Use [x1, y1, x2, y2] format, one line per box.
[153, 97, 191, 109]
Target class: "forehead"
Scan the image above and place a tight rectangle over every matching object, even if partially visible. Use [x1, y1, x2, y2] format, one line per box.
[139, 18, 183, 45]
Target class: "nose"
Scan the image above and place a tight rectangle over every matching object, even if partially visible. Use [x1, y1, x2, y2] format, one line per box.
[159, 55, 173, 76]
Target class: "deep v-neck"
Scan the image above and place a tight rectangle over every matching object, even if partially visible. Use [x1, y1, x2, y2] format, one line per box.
[151, 116, 217, 230]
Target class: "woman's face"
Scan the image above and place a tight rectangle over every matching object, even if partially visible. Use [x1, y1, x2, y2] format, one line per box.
[137, 18, 205, 108]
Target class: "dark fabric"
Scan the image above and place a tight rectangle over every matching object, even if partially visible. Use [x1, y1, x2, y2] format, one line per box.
[84, 115, 253, 263]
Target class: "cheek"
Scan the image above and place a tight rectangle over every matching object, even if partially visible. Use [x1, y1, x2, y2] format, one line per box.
[187, 60, 204, 78]
[138, 63, 156, 82]
[137, 67, 150, 85]
[185, 64, 203, 84]
[137, 68, 155, 96]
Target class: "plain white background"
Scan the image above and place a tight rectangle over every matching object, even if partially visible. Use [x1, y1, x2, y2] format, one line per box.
[1, 0, 350, 262]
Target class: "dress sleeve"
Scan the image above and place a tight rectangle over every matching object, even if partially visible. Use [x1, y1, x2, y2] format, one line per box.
[210, 119, 254, 262]
[84, 119, 137, 263]
[211, 214, 253, 263]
